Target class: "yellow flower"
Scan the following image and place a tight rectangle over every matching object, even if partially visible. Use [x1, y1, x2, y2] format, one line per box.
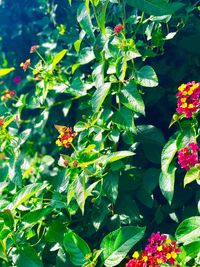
[178, 84, 186, 91]
[142, 256, 148, 262]
[166, 238, 171, 244]
[188, 104, 194, 109]
[166, 253, 171, 259]
[132, 251, 140, 259]
[181, 103, 187, 108]
[56, 139, 62, 146]
[180, 97, 186, 103]
[157, 245, 163, 251]
[157, 258, 163, 264]
[171, 251, 177, 259]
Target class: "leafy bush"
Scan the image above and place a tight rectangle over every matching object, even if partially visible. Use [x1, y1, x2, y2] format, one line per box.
[0, 0, 199, 266]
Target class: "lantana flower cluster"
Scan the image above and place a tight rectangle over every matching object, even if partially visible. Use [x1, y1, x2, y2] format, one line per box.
[126, 232, 181, 267]
[1, 89, 15, 101]
[178, 142, 200, 171]
[55, 125, 77, 148]
[176, 82, 200, 118]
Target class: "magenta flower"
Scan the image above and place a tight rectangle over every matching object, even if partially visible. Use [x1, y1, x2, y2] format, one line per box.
[13, 76, 22, 84]
[178, 142, 200, 171]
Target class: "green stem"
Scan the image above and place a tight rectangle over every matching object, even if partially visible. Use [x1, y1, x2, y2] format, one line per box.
[133, 12, 144, 38]
[71, 142, 78, 154]
[121, 0, 126, 34]
[36, 50, 47, 64]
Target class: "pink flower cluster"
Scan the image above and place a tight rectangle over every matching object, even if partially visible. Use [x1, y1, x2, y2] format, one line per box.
[176, 82, 200, 118]
[178, 142, 199, 171]
[126, 232, 181, 267]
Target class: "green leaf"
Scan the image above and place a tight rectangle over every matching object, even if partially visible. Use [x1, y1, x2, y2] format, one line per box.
[116, 56, 127, 83]
[103, 172, 119, 203]
[52, 49, 67, 71]
[137, 125, 165, 164]
[161, 137, 177, 175]
[15, 244, 43, 267]
[0, 241, 7, 261]
[112, 106, 136, 133]
[184, 166, 200, 187]
[159, 163, 176, 205]
[175, 216, 200, 245]
[100, 226, 145, 266]
[2, 116, 15, 129]
[102, 151, 134, 164]
[143, 168, 160, 193]
[9, 183, 47, 210]
[63, 230, 91, 266]
[93, 0, 109, 33]
[75, 175, 86, 214]
[78, 47, 95, 65]
[92, 82, 111, 112]
[126, 0, 185, 16]
[19, 129, 32, 145]
[46, 221, 66, 243]
[136, 65, 158, 87]
[22, 208, 52, 224]
[56, 247, 72, 267]
[92, 200, 109, 230]
[0, 67, 15, 77]
[182, 241, 200, 263]
[120, 80, 145, 115]
[77, 3, 95, 40]
[0, 209, 14, 229]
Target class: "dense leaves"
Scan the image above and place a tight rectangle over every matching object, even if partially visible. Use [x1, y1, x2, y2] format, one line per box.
[0, 0, 199, 266]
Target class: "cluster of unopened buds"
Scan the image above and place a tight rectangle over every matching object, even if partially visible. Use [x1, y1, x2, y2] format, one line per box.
[114, 24, 123, 34]
[126, 232, 181, 267]
[177, 142, 200, 171]
[0, 117, 4, 127]
[176, 82, 200, 118]
[1, 89, 15, 101]
[55, 125, 77, 148]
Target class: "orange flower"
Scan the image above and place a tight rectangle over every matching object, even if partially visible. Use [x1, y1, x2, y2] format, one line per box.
[20, 59, 30, 71]
[1, 90, 15, 101]
[30, 45, 39, 53]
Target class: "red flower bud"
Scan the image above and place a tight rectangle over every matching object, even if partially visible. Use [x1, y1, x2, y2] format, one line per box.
[114, 24, 123, 34]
